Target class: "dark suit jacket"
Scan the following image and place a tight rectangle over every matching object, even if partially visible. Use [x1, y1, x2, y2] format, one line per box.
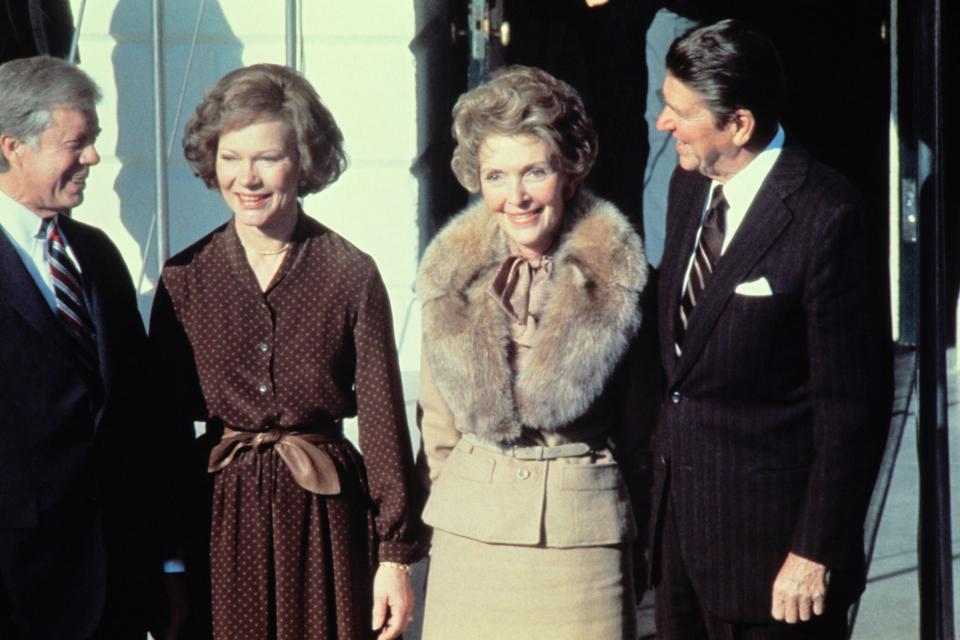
[0, 215, 170, 638]
[651, 143, 893, 623]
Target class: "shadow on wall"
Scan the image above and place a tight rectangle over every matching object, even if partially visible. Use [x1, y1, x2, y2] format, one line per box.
[110, 0, 243, 317]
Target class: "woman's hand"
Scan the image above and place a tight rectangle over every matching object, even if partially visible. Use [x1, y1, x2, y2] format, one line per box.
[371, 563, 415, 640]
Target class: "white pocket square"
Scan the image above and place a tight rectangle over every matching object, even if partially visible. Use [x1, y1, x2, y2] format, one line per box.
[734, 277, 773, 297]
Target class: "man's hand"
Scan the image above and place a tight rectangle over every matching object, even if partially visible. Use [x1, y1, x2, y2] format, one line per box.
[584, 0, 610, 6]
[371, 563, 415, 640]
[771, 552, 830, 623]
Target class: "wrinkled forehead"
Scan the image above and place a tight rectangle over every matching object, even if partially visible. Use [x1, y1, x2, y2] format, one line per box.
[48, 105, 98, 126]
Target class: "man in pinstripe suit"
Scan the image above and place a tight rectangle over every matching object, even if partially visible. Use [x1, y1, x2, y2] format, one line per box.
[650, 20, 892, 639]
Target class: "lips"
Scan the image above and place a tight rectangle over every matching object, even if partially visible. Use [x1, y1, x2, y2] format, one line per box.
[503, 208, 542, 227]
[236, 192, 271, 208]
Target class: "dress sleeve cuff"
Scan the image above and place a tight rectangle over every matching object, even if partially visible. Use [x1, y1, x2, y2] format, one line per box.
[378, 540, 426, 565]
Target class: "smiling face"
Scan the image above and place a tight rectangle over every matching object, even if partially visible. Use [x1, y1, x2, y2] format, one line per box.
[479, 134, 566, 259]
[6, 108, 101, 218]
[215, 119, 300, 233]
[656, 73, 745, 182]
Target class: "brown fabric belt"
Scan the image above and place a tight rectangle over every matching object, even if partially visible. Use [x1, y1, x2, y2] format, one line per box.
[208, 424, 345, 495]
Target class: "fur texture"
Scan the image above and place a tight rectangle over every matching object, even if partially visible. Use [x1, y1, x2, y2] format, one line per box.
[417, 190, 648, 442]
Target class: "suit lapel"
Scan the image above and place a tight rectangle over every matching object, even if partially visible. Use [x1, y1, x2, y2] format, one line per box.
[0, 228, 79, 356]
[668, 145, 809, 388]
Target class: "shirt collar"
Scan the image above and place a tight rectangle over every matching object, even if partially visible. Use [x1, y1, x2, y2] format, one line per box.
[711, 125, 785, 213]
[0, 189, 56, 247]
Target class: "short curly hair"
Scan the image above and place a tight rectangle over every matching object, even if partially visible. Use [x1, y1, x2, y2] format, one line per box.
[450, 65, 597, 193]
[183, 64, 346, 196]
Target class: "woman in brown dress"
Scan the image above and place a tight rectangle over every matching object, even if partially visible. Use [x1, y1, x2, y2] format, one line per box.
[149, 64, 420, 640]
[416, 65, 649, 639]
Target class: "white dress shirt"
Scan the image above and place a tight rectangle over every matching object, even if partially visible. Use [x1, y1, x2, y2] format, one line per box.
[0, 190, 85, 314]
[682, 125, 785, 290]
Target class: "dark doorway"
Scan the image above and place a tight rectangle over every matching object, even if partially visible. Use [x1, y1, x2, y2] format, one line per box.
[0, 0, 75, 62]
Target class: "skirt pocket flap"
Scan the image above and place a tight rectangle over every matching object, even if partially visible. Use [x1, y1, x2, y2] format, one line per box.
[561, 464, 621, 491]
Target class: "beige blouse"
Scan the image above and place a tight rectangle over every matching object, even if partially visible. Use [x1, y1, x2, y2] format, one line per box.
[488, 252, 553, 371]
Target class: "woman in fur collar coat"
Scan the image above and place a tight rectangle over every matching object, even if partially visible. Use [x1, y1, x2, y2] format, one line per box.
[416, 66, 649, 640]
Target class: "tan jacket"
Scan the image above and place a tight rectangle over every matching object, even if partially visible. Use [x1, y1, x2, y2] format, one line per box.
[416, 190, 649, 547]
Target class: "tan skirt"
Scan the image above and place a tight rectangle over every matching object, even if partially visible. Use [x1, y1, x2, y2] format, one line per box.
[422, 529, 637, 640]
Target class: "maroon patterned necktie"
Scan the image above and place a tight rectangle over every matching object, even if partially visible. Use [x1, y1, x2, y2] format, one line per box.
[675, 184, 727, 355]
[44, 218, 98, 369]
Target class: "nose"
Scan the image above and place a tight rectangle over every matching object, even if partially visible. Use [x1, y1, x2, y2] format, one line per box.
[655, 106, 674, 133]
[239, 161, 260, 187]
[81, 143, 100, 166]
[507, 176, 529, 207]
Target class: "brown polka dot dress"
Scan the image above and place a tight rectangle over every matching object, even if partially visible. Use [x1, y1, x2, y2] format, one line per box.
[149, 212, 422, 640]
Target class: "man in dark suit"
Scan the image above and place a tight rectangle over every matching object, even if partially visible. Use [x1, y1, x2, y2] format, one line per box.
[0, 56, 185, 639]
[650, 20, 892, 639]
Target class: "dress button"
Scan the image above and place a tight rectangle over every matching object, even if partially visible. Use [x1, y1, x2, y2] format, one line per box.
[516, 468, 531, 480]
[671, 391, 681, 404]
[257, 383, 268, 394]
[258, 342, 269, 352]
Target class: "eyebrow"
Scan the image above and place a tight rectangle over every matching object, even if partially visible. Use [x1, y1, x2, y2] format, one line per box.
[664, 98, 684, 116]
[217, 147, 288, 155]
[67, 127, 101, 142]
[481, 159, 551, 172]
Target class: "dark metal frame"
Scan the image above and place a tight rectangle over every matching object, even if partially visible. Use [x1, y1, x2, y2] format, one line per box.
[913, 0, 955, 636]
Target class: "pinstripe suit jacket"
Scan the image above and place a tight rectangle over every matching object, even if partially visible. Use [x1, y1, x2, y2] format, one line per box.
[651, 143, 893, 622]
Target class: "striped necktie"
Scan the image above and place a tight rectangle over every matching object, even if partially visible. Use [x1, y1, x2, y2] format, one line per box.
[44, 218, 99, 369]
[675, 184, 727, 356]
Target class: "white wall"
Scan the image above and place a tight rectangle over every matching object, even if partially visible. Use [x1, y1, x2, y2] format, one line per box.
[67, 0, 423, 439]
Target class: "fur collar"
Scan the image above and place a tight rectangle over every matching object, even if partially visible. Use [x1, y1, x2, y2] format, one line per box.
[417, 189, 647, 442]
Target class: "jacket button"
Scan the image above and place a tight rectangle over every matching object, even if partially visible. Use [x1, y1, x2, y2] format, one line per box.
[671, 391, 681, 404]
[257, 383, 268, 394]
[516, 469, 531, 480]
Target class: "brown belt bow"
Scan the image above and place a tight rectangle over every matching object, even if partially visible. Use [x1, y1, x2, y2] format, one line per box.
[208, 425, 344, 495]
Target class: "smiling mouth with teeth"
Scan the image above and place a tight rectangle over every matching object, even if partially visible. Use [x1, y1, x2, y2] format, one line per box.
[505, 210, 541, 225]
[238, 193, 270, 205]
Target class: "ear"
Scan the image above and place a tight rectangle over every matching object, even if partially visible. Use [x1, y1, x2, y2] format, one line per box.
[562, 176, 580, 201]
[728, 108, 756, 148]
[0, 134, 23, 166]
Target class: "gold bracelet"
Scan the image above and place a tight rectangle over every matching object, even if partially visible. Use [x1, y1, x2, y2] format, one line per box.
[379, 561, 412, 575]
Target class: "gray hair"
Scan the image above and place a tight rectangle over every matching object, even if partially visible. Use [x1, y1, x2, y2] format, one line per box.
[0, 56, 102, 171]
